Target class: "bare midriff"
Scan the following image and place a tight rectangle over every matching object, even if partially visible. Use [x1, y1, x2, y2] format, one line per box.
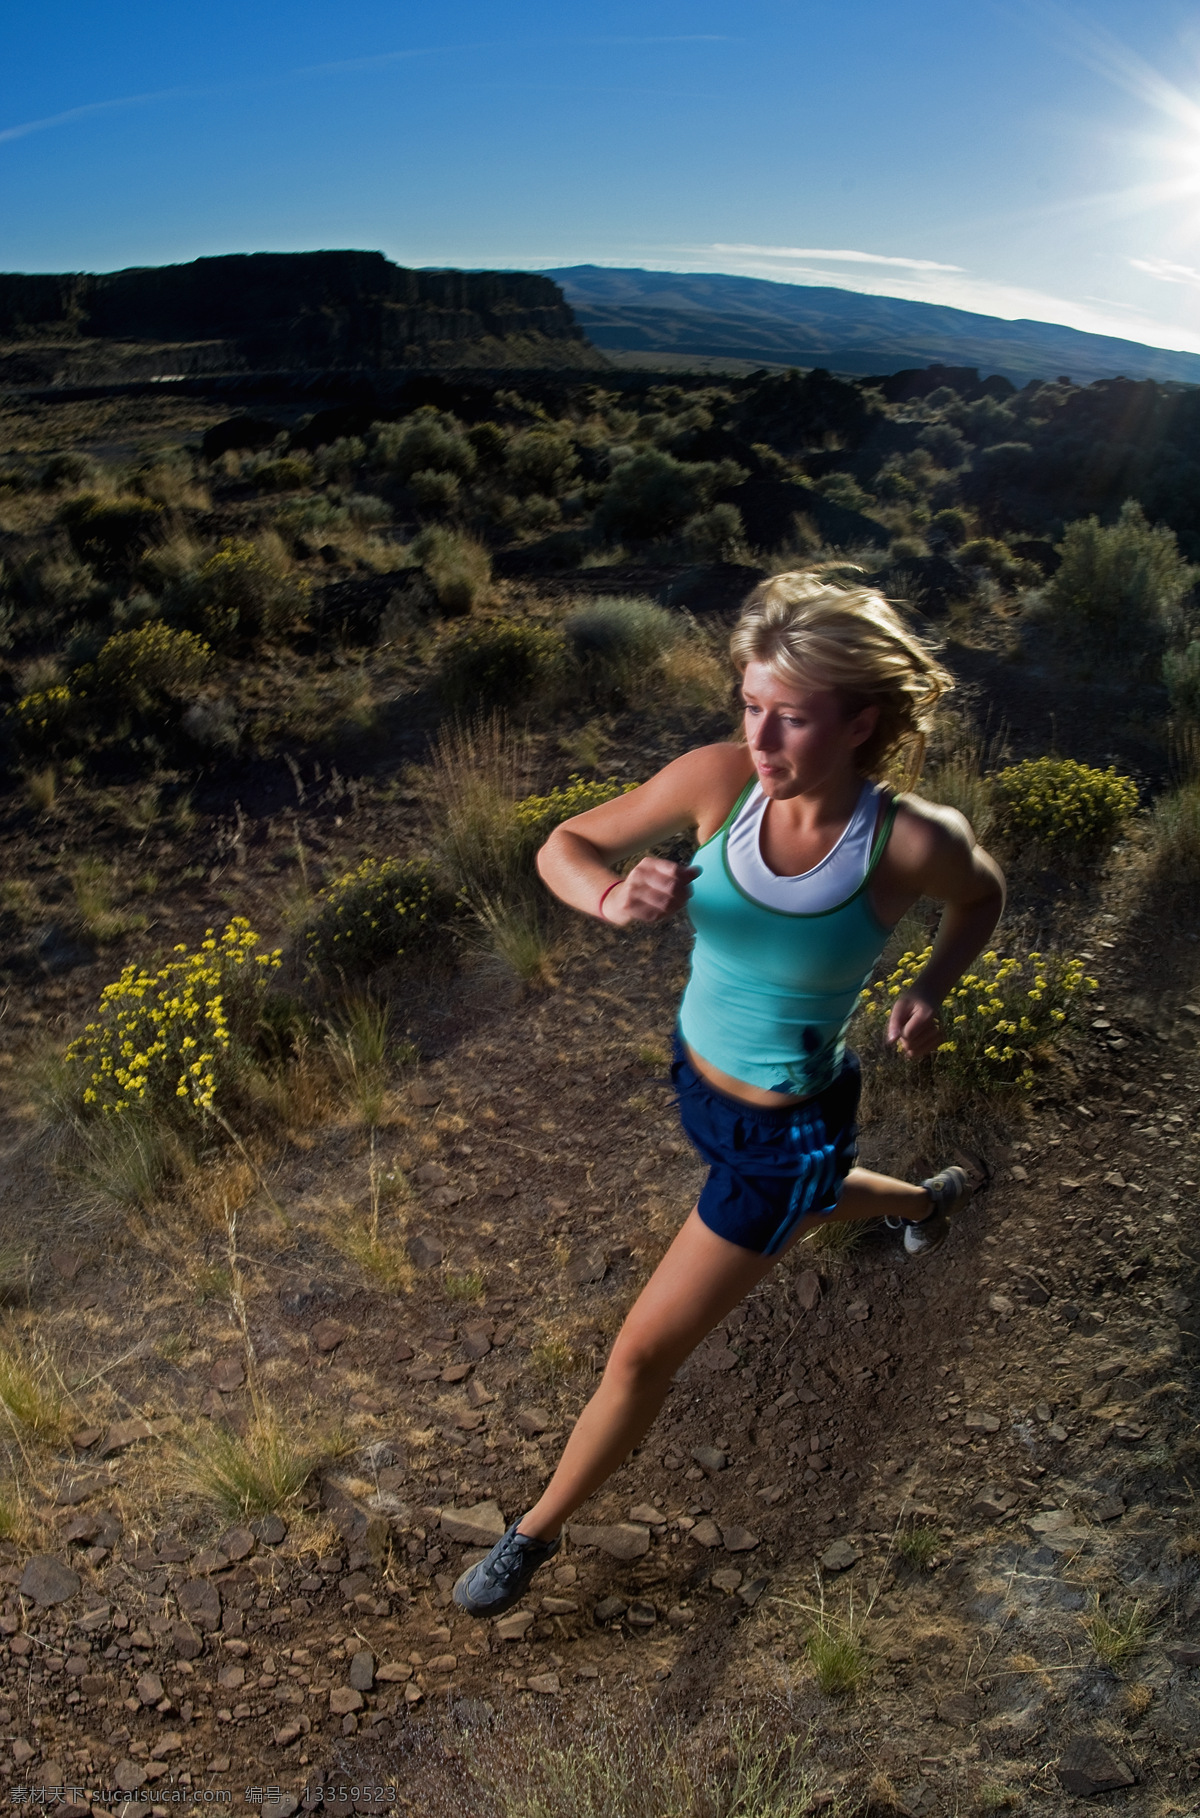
[681, 1038, 816, 1109]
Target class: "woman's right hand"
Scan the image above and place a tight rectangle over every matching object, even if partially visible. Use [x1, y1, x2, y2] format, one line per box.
[603, 858, 700, 926]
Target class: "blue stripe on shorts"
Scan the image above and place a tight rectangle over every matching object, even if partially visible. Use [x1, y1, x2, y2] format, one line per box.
[670, 1032, 860, 1256]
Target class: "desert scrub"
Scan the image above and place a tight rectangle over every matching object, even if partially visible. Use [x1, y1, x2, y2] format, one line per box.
[411, 525, 492, 615]
[305, 856, 449, 978]
[992, 757, 1138, 852]
[438, 616, 567, 711]
[60, 494, 164, 577]
[858, 945, 1096, 1091]
[88, 622, 213, 718]
[1048, 499, 1194, 652]
[1150, 780, 1200, 875]
[171, 537, 311, 648]
[564, 594, 686, 705]
[63, 917, 281, 1123]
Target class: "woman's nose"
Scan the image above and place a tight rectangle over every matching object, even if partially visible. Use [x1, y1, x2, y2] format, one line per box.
[749, 713, 777, 750]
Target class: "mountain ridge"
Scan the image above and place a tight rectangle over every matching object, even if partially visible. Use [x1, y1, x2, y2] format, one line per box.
[544, 264, 1200, 387]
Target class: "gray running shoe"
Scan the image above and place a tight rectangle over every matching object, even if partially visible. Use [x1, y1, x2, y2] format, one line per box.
[452, 1520, 560, 1618]
[903, 1165, 972, 1256]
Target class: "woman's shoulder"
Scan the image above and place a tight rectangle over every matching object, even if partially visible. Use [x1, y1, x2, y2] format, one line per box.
[886, 789, 980, 860]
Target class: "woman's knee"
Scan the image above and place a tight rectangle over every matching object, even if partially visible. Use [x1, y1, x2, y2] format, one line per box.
[605, 1327, 688, 1392]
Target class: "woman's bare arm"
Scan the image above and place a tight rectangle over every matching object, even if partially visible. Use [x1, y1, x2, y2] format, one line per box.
[879, 800, 1006, 1058]
[537, 743, 748, 927]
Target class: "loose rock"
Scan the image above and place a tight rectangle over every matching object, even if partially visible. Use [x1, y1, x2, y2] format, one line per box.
[18, 1555, 80, 1606]
[569, 1521, 650, 1560]
[440, 1501, 507, 1547]
[1056, 1736, 1136, 1796]
[820, 1540, 860, 1573]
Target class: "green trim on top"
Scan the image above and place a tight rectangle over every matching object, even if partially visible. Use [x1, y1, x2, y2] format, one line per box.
[718, 790, 900, 927]
[693, 774, 757, 856]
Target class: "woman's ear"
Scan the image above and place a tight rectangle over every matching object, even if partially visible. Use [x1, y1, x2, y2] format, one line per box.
[846, 702, 880, 750]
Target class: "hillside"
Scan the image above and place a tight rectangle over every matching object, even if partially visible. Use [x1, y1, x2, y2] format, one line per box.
[545, 265, 1200, 388]
[0, 253, 603, 387]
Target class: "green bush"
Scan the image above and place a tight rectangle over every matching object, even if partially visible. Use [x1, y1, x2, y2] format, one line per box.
[993, 757, 1138, 851]
[438, 617, 567, 711]
[505, 429, 579, 500]
[465, 420, 507, 469]
[411, 526, 492, 616]
[171, 539, 311, 648]
[1151, 781, 1200, 876]
[815, 472, 874, 512]
[313, 437, 366, 484]
[1048, 500, 1194, 649]
[305, 856, 449, 976]
[595, 450, 745, 542]
[564, 594, 684, 702]
[681, 503, 745, 563]
[61, 495, 164, 576]
[90, 623, 213, 717]
[930, 507, 970, 546]
[410, 469, 461, 515]
[252, 456, 314, 492]
[917, 423, 969, 469]
[374, 410, 477, 483]
[1164, 641, 1200, 721]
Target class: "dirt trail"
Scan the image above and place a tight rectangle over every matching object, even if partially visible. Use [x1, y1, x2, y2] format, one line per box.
[1, 861, 1198, 1815]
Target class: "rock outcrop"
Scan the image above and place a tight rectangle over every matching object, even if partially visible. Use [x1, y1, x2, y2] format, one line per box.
[0, 249, 599, 382]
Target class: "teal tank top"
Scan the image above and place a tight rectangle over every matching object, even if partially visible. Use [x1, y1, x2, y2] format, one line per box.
[678, 779, 899, 1097]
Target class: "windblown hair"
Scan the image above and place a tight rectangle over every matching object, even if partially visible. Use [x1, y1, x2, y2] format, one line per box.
[730, 566, 953, 786]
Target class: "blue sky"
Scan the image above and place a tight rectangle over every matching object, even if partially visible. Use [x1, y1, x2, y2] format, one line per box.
[7, 2, 1200, 352]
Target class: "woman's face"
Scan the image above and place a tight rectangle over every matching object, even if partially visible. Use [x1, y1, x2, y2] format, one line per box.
[740, 660, 878, 798]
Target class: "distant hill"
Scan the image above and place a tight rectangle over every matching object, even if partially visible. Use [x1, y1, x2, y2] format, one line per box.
[0, 251, 599, 387]
[544, 265, 1200, 387]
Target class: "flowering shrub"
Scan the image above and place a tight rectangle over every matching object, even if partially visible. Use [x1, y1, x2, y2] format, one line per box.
[172, 538, 310, 647]
[992, 757, 1138, 850]
[512, 775, 637, 850]
[858, 945, 1097, 1091]
[91, 623, 212, 716]
[305, 856, 449, 976]
[12, 684, 77, 751]
[65, 919, 281, 1121]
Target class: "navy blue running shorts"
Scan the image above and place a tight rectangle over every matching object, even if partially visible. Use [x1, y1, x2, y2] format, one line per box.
[670, 1032, 860, 1256]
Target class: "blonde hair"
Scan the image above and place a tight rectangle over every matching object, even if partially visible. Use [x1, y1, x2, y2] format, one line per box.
[730, 566, 953, 787]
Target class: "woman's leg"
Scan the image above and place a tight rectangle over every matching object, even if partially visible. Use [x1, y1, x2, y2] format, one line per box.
[517, 1170, 943, 1542]
[828, 1167, 931, 1223]
[518, 1210, 775, 1541]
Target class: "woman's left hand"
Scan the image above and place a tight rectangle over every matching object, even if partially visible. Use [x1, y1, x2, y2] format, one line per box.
[887, 990, 943, 1060]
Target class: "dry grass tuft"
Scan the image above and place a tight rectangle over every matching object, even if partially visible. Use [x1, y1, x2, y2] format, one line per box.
[1082, 1596, 1153, 1671]
[802, 1219, 862, 1262]
[0, 1331, 68, 1439]
[175, 1407, 337, 1517]
[444, 1267, 487, 1303]
[895, 1524, 941, 1571]
[463, 1705, 825, 1818]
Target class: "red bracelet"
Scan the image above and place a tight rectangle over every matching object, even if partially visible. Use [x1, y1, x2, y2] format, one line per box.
[597, 880, 621, 922]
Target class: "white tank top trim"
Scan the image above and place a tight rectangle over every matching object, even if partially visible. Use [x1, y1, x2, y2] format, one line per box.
[725, 778, 886, 912]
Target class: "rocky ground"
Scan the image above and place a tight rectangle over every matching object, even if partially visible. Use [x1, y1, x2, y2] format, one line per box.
[1, 839, 1199, 1816]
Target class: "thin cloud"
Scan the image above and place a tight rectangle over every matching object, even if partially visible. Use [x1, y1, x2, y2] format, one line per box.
[713, 242, 964, 273]
[1130, 256, 1200, 288]
[0, 88, 192, 146]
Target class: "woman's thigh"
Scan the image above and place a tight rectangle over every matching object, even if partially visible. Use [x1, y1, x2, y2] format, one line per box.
[610, 1208, 777, 1377]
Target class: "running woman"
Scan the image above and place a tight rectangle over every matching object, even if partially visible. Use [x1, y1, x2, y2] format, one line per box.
[454, 569, 1005, 1618]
